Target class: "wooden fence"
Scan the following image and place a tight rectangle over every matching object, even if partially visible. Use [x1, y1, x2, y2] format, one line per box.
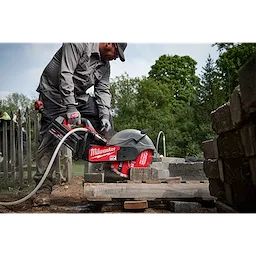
[0, 108, 72, 189]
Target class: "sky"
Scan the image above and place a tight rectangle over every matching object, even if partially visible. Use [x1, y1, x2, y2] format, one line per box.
[0, 43, 219, 100]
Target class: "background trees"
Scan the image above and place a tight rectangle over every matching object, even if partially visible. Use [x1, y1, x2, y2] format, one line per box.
[3, 43, 256, 158]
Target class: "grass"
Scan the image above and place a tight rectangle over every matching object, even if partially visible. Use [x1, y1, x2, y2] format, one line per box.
[0, 160, 85, 188]
[72, 160, 85, 176]
[22, 160, 85, 177]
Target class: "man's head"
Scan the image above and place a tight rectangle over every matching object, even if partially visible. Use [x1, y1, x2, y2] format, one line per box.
[113, 40, 127, 61]
[99, 43, 127, 62]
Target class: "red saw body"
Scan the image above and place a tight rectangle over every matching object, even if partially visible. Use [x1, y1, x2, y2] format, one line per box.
[49, 116, 156, 179]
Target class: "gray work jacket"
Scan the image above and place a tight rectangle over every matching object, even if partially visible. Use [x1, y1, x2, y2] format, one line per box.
[36, 43, 111, 119]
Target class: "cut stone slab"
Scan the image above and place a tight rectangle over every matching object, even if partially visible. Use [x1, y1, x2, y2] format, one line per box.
[203, 159, 219, 179]
[240, 123, 256, 157]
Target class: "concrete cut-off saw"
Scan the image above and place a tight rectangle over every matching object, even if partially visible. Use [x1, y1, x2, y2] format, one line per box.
[49, 116, 156, 180]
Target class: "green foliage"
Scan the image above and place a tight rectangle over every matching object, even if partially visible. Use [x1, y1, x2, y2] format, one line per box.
[110, 73, 140, 131]
[110, 47, 256, 157]
[0, 93, 33, 114]
[214, 43, 234, 52]
[147, 54, 202, 157]
[109, 54, 206, 158]
[149, 54, 199, 103]
[198, 55, 224, 108]
[214, 43, 256, 100]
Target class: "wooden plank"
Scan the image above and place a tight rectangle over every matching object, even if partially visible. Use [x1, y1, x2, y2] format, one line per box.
[10, 113, 16, 183]
[84, 182, 215, 201]
[25, 108, 32, 183]
[3, 121, 8, 184]
[17, 109, 23, 185]
[124, 200, 148, 210]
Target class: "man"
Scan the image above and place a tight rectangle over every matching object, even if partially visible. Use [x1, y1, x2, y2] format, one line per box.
[33, 43, 127, 207]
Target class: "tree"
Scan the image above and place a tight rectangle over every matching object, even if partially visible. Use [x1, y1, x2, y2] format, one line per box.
[194, 55, 226, 142]
[110, 73, 140, 131]
[0, 93, 33, 114]
[214, 43, 256, 100]
[148, 54, 202, 157]
[197, 54, 225, 121]
[149, 54, 200, 104]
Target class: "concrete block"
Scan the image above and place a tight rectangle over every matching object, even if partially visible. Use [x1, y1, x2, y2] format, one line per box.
[239, 55, 256, 108]
[169, 201, 203, 213]
[161, 156, 185, 163]
[213, 138, 219, 159]
[240, 123, 256, 157]
[84, 173, 104, 183]
[157, 169, 170, 180]
[210, 102, 235, 135]
[217, 130, 245, 159]
[218, 159, 224, 182]
[130, 168, 152, 181]
[230, 85, 248, 126]
[224, 183, 233, 206]
[249, 157, 256, 186]
[203, 159, 219, 179]
[208, 178, 225, 200]
[202, 139, 215, 159]
[168, 162, 206, 180]
[150, 161, 169, 170]
[222, 158, 251, 185]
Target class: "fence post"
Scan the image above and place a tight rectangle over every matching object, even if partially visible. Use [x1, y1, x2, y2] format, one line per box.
[1, 108, 75, 188]
[17, 109, 23, 185]
[3, 121, 8, 185]
[10, 112, 16, 183]
[25, 108, 32, 184]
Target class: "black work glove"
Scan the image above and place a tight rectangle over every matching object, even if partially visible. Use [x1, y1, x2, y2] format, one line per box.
[66, 104, 81, 125]
[100, 117, 111, 135]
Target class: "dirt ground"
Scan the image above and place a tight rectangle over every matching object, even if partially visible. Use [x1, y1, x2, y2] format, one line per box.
[0, 176, 88, 213]
[0, 176, 217, 213]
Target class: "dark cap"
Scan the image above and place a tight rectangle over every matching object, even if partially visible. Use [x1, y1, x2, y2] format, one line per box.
[116, 43, 127, 62]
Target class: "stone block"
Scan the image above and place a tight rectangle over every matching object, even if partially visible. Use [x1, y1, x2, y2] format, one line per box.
[202, 139, 215, 159]
[203, 159, 219, 179]
[224, 183, 233, 206]
[222, 158, 251, 185]
[84, 173, 104, 183]
[217, 130, 245, 159]
[210, 102, 235, 134]
[208, 178, 225, 200]
[169, 201, 203, 213]
[218, 159, 224, 182]
[249, 157, 256, 186]
[240, 123, 256, 157]
[157, 169, 170, 180]
[130, 167, 158, 181]
[168, 162, 206, 180]
[230, 85, 248, 126]
[239, 55, 256, 108]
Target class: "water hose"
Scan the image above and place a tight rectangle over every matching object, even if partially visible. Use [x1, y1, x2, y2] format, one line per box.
[0, 127, 88, 206]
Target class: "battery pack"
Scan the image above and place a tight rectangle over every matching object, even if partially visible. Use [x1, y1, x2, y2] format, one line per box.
[49, 116, 82, 152]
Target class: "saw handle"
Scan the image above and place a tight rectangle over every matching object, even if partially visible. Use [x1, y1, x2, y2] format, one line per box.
[70, 117, 108, 145]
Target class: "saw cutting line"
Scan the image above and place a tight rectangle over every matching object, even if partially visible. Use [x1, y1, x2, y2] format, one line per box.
[0, 127, 88, 206]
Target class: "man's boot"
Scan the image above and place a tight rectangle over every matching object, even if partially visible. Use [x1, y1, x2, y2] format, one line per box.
[33, 190, 51, 207]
